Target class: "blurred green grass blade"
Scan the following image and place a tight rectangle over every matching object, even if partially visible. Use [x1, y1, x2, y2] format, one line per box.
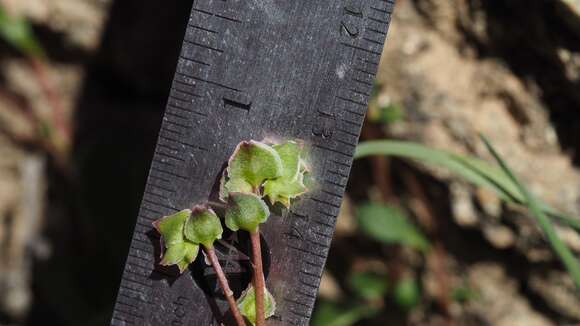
[355, 140, 580, 231]
[355, 140, 517, 201]
[311, 300, 379, 326]
[356, 203, 430, 252]
[481, 135, 580, 290]
[0, 5, 44, 56]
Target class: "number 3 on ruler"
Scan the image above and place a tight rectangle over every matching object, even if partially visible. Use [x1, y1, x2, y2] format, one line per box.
[340, 4, 363, 38]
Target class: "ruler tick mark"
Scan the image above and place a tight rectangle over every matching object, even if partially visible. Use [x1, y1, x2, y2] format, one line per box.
[368, 16, 390, 24]
[339, 117, 362, 127]
[141, 206, 164, 215]
[148, 174, 171, 184]
[114, 308, 144, 320]
[164, 110, 190, 121]
[335, 127, 359, 137]
[370, 6, 390, 14]
[313, 143, 352, 158]
[111, 315, 135, 325]
[341, 42, 382, 56]
[323, 178, 346, 188]
[183, 39, 224, 53]
[321, 188, 343, 198]
[179, 55, 211, 67]
[313, 218, 334, 228]
[300, 269, 321, 278]
[367, 27, 387, 36]
[171, 88, 202, 100]
[141, 197, 176, 211]
[176, 72, 240, 92]
[354, 66, 376, 75]
[285, 297, 313, 309]
[117, 300, 138, 309]
[349, 88, 370, 97]
[363, 36, 384, 46]
[191, 7, 241, 23]
[188, 23, 218, 34]
[155, 149, 186, 163]
[150, 166, 189, 180]
[337, 95, 367, 108]
[351, 77, 373, 87]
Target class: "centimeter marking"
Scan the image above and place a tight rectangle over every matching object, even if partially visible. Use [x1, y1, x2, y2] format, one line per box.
[111, 0, 393, 325]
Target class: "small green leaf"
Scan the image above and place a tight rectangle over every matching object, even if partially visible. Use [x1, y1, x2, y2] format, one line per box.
[393, 277, 420, 310]
[263, 141, 308, 207]
[153, 209, 191, 247]
[264, 172, 307, 207]
[356, 203, 429, 251]
[311, 300, 379, 326]
[349, 271, 389, 300]
[222, 140, 283, 197]
[0, 6, 44, 56]
[237, 284, 276, 325]
[153, 209, 200, 273]
[160, 241, 199, 273]
[184, 205, 223, 248]
[273, 141, 302, 179]
[451, 285, 479, 303]
[225, 193, 270, 233]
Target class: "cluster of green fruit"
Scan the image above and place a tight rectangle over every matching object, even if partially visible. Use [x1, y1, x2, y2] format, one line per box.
[153, 140, 309, 326]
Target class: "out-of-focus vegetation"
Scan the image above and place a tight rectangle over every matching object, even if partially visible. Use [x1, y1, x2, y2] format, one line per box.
[1, 1, 580, 325]
[0, 5, 69, 165]
[0, 5, 43, 57]
[312, 93, 580, 326]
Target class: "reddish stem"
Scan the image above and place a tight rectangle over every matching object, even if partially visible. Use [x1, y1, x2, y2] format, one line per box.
[205, 245, 247, 326]
[28, 57, 70, 141]
[250, 229, 265, 326]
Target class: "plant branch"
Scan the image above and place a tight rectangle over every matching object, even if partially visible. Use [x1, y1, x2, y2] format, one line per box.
[204, 245, 247, 326]
[250, 229, 265, 326]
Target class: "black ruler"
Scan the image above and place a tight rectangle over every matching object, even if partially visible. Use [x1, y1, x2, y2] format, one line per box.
[110, 0, 393, 325]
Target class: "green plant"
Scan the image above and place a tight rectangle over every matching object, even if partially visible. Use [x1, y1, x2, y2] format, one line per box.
[356, 203, 429, 252]
[0, 5, 70, 166]
[153, 139, 309, 326]
[0, 6, 43, 56]
[451, 284, 479, 303]
[393, 277, 421, 310]
[480, 135, 580, 289]
[311, 300, 380, 326]
[355, 138, 580, 289]
[348, 271, 389, 301]
[355, 140, 580, 231]
[153, 206, 246, 325]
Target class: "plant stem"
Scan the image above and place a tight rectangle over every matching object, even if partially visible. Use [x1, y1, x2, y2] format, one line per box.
[204, 245, 247, 326]
[29, 58, 70, 140]
[250, 229, 265, 326]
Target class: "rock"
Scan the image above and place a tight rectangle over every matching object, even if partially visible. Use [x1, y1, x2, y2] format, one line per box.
[318, 271, 343, 300]
[482, 224, 515, 249]
[465, 263, 553, 326]
[556, 0, 580, 34]
[529, 271, 580, 321]
[5, 0, 112, 50]
[335, 196, 356, 237]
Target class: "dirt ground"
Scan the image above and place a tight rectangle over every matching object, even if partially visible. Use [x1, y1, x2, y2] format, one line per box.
[0, 0, 579, 325]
